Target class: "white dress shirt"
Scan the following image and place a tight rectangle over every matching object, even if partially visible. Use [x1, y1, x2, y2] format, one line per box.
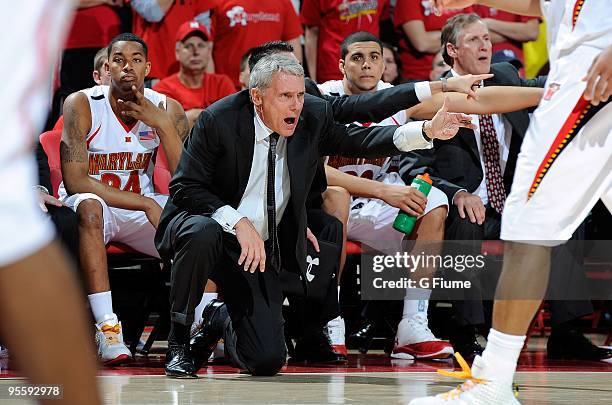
[212, 103, 434, 237]
[450, 69, 512, 205]
[211, 108, 290, 241]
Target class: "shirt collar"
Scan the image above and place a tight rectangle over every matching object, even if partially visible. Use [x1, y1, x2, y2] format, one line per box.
[254, 107, 274, 142]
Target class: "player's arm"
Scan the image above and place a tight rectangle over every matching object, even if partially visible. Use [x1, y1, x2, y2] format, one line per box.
[406, 86, 543, 119]
[429, 0, 542, 17]
[60, 92, 158, 214]
[160, 98, 187, 173]
[324, 165, 427, 217]
[402, 20, 441, 54]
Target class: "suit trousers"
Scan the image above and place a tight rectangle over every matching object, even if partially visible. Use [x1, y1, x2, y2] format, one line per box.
[163, 213, 286, 376]
[282, 209, 342, 339]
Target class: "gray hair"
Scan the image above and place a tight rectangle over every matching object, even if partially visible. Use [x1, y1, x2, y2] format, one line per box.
[441, 13, 483, 67]
[248, 54, 304, 92]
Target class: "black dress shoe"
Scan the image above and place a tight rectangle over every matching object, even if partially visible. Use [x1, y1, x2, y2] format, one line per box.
[190, 299, 229, 370]
[348, 320, 376, 354]
[450, 326, 484, 361]
[290, 330, 348, 364]
[547, 328, 612, 361]
[165, 344, 197, 378]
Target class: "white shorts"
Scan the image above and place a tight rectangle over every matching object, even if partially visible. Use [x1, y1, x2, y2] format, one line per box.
[61, 193, 168, 258]
[501, 45, 612, 246]
[0, 156, 55, 267]
[348, 184, 448, 255]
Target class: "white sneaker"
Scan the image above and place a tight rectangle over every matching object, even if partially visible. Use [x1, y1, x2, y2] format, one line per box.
[392, 313, 454, 360]
[95, 314, 132, 365]
[409, 354, 520, 404]
[325, 316, 347, 356]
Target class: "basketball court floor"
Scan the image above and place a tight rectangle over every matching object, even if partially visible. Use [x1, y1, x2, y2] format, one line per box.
[1, 336, 610, 404]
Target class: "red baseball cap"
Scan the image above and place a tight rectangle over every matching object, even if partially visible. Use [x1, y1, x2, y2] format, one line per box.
[175, 20, 212, 43]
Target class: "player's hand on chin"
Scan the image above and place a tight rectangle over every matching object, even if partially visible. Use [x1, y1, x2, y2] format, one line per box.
[428, 96, 475, 140]
[117, 85, 171, 129]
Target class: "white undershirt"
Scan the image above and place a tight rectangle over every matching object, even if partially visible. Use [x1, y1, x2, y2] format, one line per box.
[211, 108, 290, 241]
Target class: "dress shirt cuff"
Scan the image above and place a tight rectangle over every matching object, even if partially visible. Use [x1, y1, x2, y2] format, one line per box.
[414, 81, 432, 101]
[452, 189, 468, 205]
[211, 205, 245, 235]
[393, 121, 433, 152]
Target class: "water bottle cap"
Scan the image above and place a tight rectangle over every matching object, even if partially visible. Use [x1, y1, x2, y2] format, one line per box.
[418, 173, 433, 184]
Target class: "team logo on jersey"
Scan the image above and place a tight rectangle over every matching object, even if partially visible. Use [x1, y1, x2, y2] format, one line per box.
[543, 83, 561, 101]
[138, 129, 156, 141]
[227, 6, 248, 26]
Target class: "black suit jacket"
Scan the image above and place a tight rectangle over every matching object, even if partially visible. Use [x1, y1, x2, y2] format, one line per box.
[156, 90, 403, 275]
[399, 63, 546, 202]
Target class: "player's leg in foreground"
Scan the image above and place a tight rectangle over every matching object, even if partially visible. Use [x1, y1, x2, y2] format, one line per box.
[0, 242, 101, 405]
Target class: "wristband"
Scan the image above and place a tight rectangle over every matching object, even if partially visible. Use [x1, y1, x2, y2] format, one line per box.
[440, 77, 448, 92]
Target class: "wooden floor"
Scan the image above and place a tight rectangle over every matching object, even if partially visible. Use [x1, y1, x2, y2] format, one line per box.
[1, 338, 611, 404]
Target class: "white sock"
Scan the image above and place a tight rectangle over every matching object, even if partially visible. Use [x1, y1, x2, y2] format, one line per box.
[402, 288, 431, 319]
[194, 292, 218, 326]
[88, 291, 114, 324]
[481, 328, 525, 380]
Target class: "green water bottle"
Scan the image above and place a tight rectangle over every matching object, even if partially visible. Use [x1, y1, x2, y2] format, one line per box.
[392, 173, 433, 235]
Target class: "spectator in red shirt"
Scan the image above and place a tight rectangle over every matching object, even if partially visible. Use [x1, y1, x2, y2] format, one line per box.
[131, 0, 218, 81]
[394, 0, 470, 81]
[474, 5, 539, 67]
[301, 0, 387, 83]
[154, 21, 236, 128]
[50, 1, 122, 127]
[211, 0, 303, 88]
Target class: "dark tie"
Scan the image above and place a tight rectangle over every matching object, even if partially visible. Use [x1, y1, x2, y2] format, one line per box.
[267, 133, 281, 272]
[479, 114, 506, 214]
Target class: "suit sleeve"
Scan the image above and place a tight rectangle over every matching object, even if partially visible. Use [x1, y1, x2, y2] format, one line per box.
[318, 101, 402, 158]
[323, 82, 422, 124]
[168, 110, 226, 215]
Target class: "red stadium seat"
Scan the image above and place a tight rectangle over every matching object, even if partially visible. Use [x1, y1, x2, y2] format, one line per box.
[39, 130, 168, 353]
[346, 240, 363, 255]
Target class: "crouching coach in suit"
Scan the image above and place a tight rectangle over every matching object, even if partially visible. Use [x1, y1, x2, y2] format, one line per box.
[155, 54, 475, 378]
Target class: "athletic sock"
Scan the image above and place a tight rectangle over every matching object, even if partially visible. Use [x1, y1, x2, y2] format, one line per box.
[481, 328, 526, 380]
[402, 288, 432, 319]
[88, 291, 114, 324]
[194, 293, 218, 326]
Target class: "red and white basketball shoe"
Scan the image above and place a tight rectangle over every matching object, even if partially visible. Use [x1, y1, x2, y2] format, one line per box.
[391, 313, 454, 360]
